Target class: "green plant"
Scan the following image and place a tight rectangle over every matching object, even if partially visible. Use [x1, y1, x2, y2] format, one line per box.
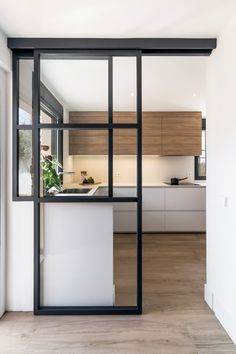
[87, 176, 95, 184]
[41, 155, 62, 194]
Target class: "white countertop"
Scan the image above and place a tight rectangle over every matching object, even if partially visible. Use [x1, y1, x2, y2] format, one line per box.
[63, 181, 206, 190]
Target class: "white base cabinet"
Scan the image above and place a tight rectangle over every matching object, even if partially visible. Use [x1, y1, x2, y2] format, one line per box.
[165, 211, 206, 232]
[113, 186, 206, 233]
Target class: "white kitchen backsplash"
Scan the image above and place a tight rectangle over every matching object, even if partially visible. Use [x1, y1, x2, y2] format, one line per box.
[71, 155, 195, 184]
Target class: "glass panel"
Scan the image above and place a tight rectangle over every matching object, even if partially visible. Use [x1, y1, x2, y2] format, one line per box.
[113, 129, 137, 194]
[199, 157, 206, 177]
[40, 201, 137, 307]
[202, 130, 206, 151]
[40, 202, 114, 306]
[40, 56, 109, 123]
[19, 59, 33, 124]
[113, 203, 137, 306]
[113, 57, 137, 123]
[18, 130, 33, 196]
[40, 129, 108, 197]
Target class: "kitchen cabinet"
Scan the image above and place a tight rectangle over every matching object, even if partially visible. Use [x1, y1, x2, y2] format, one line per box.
[162, 112, 202, 156]
[165, 187, 206, 210]
[113, 186, 206, 233]
[165, 211, 206, 232]
[69, 111, 201, 156]
[143, 212, 165, 232]
[143, 187, 165, 210]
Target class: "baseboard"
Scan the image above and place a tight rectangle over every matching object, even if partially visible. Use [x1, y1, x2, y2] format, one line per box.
[204, 283, 214, 310]
[204, 284, 236, 345]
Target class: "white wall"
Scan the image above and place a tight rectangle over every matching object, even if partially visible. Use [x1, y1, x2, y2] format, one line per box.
[206, 14, 236, 343]
[0, 32, 11, 71]
[0, 31, 11, 315]
[0, 68, 7, 316]
[0, 31, 34, 311]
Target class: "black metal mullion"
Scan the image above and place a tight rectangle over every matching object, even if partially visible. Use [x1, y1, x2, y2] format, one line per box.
[108, 56, 113, 197]
[16, 125, 33, 130]
[36, 123, 138, 130]
[38, 196, 138, 203]
[35, 306, 140, 315]
[33, 50, 41, 313]
[137, 53, 142, 313]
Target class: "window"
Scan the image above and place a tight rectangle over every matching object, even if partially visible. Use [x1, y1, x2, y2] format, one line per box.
[195, 119, 206, 180]
[14, 58, 63, 199]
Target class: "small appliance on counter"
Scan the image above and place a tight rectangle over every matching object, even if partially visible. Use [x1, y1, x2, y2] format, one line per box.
[164, 176, 200, 186]
[169, 176, 188, 185]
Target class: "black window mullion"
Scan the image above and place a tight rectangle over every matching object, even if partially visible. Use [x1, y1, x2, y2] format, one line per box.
[195, 118, 206, 180]
[33, 50, 41, 313]
[12, 53, 19, 199]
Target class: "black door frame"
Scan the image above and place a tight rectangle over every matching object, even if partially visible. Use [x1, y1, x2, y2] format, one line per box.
[10, 38, 217, 316]
[34, 50, 142, 315]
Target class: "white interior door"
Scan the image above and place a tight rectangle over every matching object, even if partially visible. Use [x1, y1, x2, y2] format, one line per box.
[0, 67, 7, 318]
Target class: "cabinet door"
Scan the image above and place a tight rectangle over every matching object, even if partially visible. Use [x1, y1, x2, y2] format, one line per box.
[143, 212, 165, 232]
[113, 188, 136, 211]
[114, 128, 137, 155]
[142, 112, 162, 155]
[143, 188, 165, 210]
[165, 187, 206, 211]
[114, 112, 162, 155]
[114, 211, 136, 232]
[165, 211, 206, 232]
[69, 130, 108, 155]
[162, 112, 202, 156]
[69, 112, 108, 155]
[113, 113, 137, 155]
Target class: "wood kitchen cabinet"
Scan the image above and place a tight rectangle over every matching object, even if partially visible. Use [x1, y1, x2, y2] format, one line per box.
[69, 111, 201, 156]
[69, 111, 108, 155]
[161, 112, 202, 156]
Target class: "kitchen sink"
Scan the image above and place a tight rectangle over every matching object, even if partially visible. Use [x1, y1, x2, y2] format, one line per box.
[60, 188, 92, 194]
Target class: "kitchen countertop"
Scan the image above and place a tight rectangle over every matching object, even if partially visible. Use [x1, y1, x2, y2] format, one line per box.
[63, 181, 206, 191]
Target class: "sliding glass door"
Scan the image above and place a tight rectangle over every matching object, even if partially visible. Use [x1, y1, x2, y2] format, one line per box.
[13, 51, 142, 315]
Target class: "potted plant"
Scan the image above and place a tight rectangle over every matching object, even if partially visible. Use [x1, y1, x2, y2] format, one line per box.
[41, 154, 62, 195]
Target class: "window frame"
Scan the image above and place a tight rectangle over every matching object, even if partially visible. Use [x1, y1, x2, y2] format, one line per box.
[194, 118, 206, 180]
[13, 54, 64, 200]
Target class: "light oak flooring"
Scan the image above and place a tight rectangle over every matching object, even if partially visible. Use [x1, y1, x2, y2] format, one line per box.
[0, 233, 236, 354]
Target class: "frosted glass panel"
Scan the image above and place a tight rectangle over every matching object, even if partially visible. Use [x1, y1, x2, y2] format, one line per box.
[40, 203, 114, 306]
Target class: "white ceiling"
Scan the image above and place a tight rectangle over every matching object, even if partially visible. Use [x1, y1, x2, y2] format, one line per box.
[39, 56, 206, 112]
[0, 0, 235, 38]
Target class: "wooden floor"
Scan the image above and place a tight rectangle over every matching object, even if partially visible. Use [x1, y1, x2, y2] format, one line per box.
[0, 233, 236, 354]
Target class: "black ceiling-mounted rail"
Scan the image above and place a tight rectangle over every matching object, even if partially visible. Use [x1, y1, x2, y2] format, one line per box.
[7, 38, 217, 55]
